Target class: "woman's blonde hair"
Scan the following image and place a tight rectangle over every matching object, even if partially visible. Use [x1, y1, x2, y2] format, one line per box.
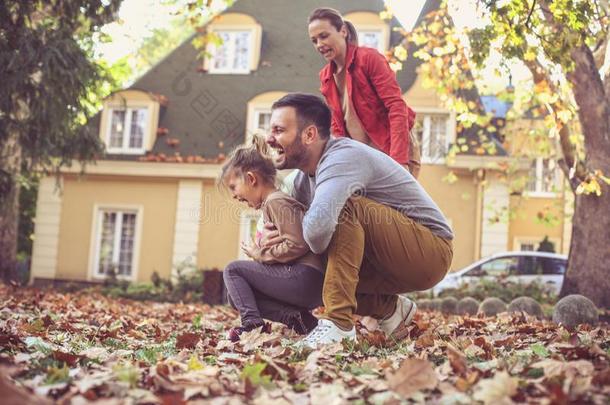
[219, 134, 277, 187]
[308, 7, 358, 45]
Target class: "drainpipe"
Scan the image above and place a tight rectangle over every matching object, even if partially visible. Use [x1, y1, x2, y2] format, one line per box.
[473, 168, 485, 261]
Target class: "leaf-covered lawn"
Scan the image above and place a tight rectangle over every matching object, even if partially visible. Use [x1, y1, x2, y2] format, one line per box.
[1, 286, 609, 404]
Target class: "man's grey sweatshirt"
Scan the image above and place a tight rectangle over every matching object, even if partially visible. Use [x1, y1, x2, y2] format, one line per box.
[293, 137, 454, 254]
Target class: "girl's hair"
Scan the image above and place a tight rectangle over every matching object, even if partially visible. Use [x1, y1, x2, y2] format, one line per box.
[308, 7, 358, 45]
[219, 134, 277, 187]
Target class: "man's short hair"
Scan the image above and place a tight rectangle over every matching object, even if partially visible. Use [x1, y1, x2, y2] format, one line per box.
[271, 93, 331, 139]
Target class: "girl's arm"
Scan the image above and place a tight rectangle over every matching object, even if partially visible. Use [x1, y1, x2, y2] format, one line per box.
[365, 50, 415, 164]
[249, 196, 310, 264]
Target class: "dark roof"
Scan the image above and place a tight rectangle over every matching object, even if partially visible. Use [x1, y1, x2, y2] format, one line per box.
[98, 0, 431, 161]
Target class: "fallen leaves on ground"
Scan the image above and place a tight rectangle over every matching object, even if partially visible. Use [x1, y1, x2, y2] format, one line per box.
[0, 286, 609, 404]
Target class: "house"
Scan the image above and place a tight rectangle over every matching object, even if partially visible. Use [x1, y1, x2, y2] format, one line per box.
[29, 0, 571, 286]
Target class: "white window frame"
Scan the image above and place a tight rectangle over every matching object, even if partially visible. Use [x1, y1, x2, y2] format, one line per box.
[208, 28, 256, 74]
[246, 106, 272, 145]
[350, 17, 390, 53]
[89, 204, 143, 281]
[238, 210, 261, 260]
[357, 28, 385, 53]
[413, 108, 456, 165]
[513, 236, 561, 252]
[525, 157, 563, 198]
[104, 106, 149, 155]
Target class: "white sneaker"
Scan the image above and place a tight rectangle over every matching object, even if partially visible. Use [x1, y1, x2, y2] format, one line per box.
[298, 319, 356, 349]
[378, 295, 417, 340]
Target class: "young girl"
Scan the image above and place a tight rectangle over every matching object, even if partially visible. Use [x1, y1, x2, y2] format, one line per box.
[220, 136, 324, 342]
[308, 7, 421, 178]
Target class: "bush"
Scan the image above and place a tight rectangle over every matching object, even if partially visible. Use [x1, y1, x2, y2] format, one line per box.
[552, 295, 599, 328]
[456, 297, 479, 315]
[478, 297, 507, 316]
[507, 296, 543, 318]
[437, 277, 557, 305]
[100, 262, 208, 303]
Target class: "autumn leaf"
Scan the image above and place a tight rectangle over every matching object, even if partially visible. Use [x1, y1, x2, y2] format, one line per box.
[176, 332, 200, 349]
[387, 358, 439, 398]
[447, 344, 468, 376]
[473, 371, 518, 405]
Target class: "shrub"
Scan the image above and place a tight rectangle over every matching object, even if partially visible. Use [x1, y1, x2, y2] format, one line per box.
[552, 295, 599, 328]
[478, 297, 507, 316]
[438, 277, 557, 305]
[456, 297, 479, 315]
[507, 297, 543, 318]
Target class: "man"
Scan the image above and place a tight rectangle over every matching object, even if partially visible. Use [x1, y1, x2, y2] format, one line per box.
[264, 93, 453, 348]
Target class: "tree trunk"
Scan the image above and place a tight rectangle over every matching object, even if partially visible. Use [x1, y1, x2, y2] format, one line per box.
[560, 153, 610, 308]
[0, 128, 22, 283]
[557, 42, 610, 309]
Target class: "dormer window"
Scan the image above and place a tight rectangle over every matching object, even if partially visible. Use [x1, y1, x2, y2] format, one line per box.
[344, 11, 390, 54]
[205, 13, 263, 75]
[210, 30, 252, 73]
[99, 90, 161, 155]
[107, 107, 149, 153]
[359, 29, 383, 52]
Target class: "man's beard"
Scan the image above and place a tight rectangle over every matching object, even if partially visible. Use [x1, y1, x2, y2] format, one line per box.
[277, 134, 307, 170]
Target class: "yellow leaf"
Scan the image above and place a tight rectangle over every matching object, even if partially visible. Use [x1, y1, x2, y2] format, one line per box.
[556, 109, 572, 123]
[443, 171, 458, 184]
[187, 355, 205, 371]
[394, 45, 408, 61]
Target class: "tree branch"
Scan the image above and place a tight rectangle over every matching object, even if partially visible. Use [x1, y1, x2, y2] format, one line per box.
[523, 59, 588, 189]
[538, 0, 610, 167]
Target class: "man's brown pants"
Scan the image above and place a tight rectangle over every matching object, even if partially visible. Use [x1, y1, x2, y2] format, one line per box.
[320, 196, 453, 330]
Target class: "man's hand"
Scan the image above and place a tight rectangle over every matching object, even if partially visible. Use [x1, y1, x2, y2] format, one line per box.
[259, 222, 282, 248]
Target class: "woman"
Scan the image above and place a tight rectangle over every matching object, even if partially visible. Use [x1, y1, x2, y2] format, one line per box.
[308, 7, 421, 177]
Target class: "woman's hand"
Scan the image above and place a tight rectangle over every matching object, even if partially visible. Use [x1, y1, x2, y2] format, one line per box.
[259, 222, 282, 248]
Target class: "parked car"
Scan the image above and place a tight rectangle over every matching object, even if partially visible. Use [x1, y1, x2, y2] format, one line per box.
[431, 251, 568, 295]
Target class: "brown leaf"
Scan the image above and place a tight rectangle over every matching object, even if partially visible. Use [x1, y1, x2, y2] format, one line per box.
[387, 358, 438, 398]
[176, 332, 200, 349]
[415, 332, 435, 349]
[447, 344, 467, 376]
[52, 350, 81, 367]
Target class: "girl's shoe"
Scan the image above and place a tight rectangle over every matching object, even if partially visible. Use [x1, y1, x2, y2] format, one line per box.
[284, 310, 319, 335]
[227, 322, 271, 342]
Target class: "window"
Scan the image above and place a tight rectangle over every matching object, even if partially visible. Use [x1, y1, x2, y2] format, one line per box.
[358, 30, 383, 52]
[414, 113, 452, 163]
[539, 257, 566, 275]
[519, 242, 535, 252]
[106, 107, 149, 154]
[346, 12, 389, 53]
[514, 237, 559, 253]
[239, 211, 261, 259]
[526, 158, 562, 195]
[467, 257, 518, 277]
[245, 108, 271, 145]
[209, 30, 252, 74]
[255, 110, 271, 133]
[94, 209, 140, 278]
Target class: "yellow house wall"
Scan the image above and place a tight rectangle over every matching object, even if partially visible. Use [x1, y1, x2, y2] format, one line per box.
[508, 195, 565, 252]
[197, 180, 242, 270]
[418, 165, 478, 270]
[56, 176, 178, 282]
[403, 75, 446, 109]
